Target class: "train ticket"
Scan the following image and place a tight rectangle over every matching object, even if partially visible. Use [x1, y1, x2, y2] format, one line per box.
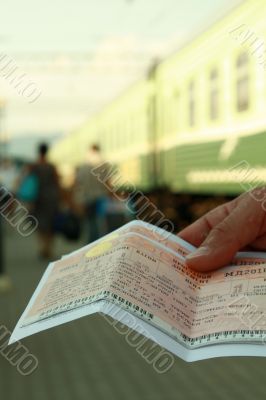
[9, 220, 266, 361]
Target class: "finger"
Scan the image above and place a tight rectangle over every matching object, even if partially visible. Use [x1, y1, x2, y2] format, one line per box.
[178, 200, 237, 247]
[186, 193, 266, 272]
[250, 233, 266, 250]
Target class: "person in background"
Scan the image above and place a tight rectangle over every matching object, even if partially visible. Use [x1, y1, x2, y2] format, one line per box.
[33, 143, 61, 260]
[178, 187, 266, 272]
[74, 144, 108, 243]
[98, 190, 134, 234]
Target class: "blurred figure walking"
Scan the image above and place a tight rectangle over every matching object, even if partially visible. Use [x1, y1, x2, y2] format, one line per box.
[74, 144, 108, 243]
[0, 166, 13, 293]
[33, 143, 61, 259]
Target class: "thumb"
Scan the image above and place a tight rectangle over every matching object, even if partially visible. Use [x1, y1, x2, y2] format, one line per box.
[186, 194, 266, 271]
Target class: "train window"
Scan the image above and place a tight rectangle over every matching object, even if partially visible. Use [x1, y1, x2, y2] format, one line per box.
[134, 117, 137, 141]
[115, 131, 118, 150]
[209, 68, 219, 120]
[137, 117, 140, 141]
[143, 111, 148, 138]
[131, 115, 136, 143]
[128, 118, 131, 144]
[116, 125, 120, 149]
[162, 97, 169, 134]
[121, 121, 125, 146]
[108, 129, 111, 150]
[188, 81, 195, 127]
[173, 90, 179, 132]
[236, 52, 250, 112]
[108, 132, 111, 150]
[122, 120, 126, 145]
[159, 100, 164, 135]
[103, 130, 107, 151]
[112, 126, 116, 150]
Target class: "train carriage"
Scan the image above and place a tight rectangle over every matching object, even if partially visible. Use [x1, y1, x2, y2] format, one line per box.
[50, 0, 266, 195]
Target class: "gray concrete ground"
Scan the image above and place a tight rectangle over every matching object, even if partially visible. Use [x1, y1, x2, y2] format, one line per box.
[0, 221, 266, 400]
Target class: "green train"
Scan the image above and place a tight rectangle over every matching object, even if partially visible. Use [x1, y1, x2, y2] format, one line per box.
[50, 0, 266, 195]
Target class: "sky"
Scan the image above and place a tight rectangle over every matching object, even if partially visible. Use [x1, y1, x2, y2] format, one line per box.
[0, 0, 243, 157]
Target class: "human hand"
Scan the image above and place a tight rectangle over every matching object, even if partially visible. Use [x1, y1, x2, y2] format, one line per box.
[178, 188, 266, 272]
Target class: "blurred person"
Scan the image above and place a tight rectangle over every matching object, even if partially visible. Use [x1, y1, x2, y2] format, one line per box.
[98, 190, 134, 234]
[178, 187, 266, 272]
[16, 162, 39, 205]
[74, 144, 108, 243]
[0, 169, 12, 293]
[32, 143, 61, 259]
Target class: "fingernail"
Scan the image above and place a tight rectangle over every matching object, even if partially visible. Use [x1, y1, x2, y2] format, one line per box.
[186, 246, 210, 260]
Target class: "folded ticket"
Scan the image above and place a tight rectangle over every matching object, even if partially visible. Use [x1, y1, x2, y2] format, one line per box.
[10, 220, 266, 362]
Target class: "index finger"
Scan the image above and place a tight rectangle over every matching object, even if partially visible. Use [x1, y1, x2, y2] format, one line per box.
[177, 200, 237, 247]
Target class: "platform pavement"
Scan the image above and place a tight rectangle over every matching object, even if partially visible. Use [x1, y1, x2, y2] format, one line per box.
[0, 221, 266, 400]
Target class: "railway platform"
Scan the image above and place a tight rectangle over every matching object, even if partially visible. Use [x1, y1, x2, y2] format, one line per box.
[0, 220, 265, 400]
